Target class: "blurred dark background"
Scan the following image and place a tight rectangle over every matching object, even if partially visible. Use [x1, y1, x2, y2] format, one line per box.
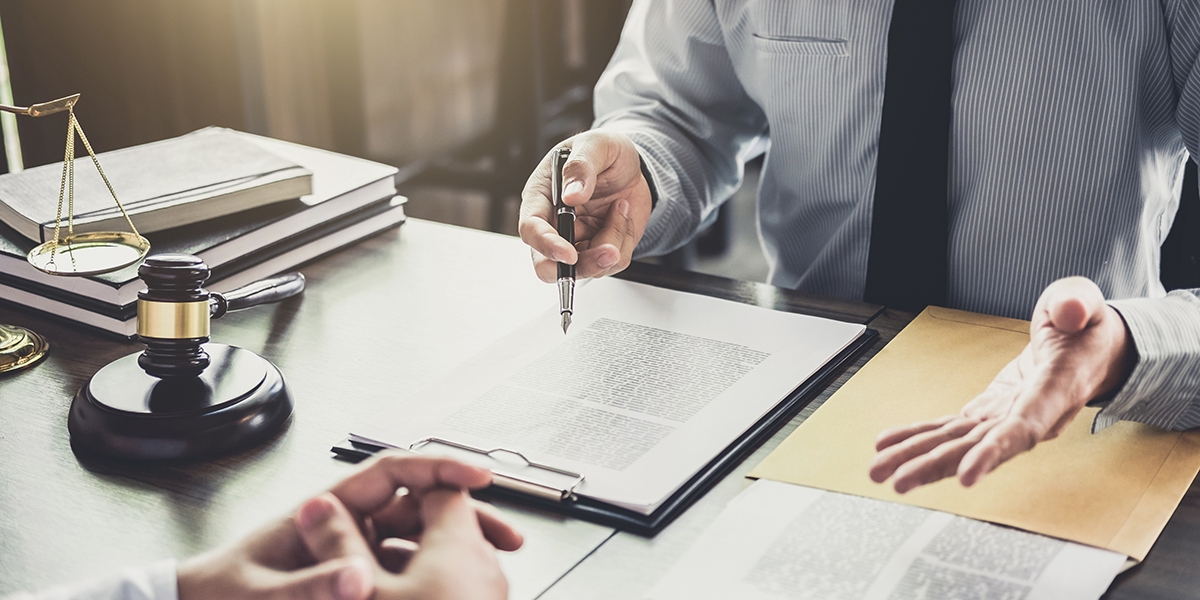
[0, 0, 631, 232]
[2, 0, 1196, 301]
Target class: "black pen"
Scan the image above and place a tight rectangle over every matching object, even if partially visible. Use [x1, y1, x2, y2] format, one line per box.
[552, 147, 574, 333]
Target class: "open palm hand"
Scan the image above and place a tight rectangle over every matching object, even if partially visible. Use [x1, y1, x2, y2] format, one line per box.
[869, 277, 1135, 493]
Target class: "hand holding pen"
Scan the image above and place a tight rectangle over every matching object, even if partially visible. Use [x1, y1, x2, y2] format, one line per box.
[516, 133, 655, 328]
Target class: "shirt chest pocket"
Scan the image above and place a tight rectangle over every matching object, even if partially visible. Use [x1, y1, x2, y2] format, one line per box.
[750, 0, 849, 56]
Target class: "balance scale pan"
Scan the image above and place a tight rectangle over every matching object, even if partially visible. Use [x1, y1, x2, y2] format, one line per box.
[27, 231, 150, 276]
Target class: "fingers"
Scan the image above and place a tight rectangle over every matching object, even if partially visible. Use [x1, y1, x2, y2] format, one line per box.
[377, 537, 419, 573]
[519, 212, 577, 271]
[874, 415, 956, 452]
[519, 131, 649, 283]
[371, 492, 523, 553]
[518, 134, 621, 269]
[329, 452, 492, 516]
[888, 424, 992, 493]
[418, 489, 489, 549]
[272, 556, 374, 600]
[395, 490, 510, 600]
[576, 200, 634, 278]
[531, 199, 636, 280]
[872, 394, 1063, 493]
[868, 417, 982, 484]
[531, 248, 561, 283]
[869, 277, 1118, 495]
[368, 490, 424, 541]
[360, 501, 520, 576]
[296, 493, 376, 563]
[957, 418, 1041, 486]
[470, 499, 524, 552]
[518, 147, 576, 268]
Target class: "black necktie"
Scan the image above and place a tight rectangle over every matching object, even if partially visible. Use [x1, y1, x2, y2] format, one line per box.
[863, 0, 957, 312]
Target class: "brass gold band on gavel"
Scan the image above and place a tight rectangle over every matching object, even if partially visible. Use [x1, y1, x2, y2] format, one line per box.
[137, 299, 210, 340]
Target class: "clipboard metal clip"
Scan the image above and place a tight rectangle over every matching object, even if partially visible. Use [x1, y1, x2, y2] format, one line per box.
[408, 437, 586, 503]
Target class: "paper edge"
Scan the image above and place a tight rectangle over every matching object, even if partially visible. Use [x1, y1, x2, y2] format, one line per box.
[925, 305, 1030, 334]
[1106, 431, 1200, 560]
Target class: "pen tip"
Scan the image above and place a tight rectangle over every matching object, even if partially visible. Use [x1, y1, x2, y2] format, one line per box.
[561, 313, 572, 334]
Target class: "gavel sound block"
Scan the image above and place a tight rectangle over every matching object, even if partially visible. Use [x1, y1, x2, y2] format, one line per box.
[68, 255, 303, 461]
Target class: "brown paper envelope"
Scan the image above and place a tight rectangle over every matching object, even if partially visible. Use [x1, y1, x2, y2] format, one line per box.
[749, 307, 1200, 560]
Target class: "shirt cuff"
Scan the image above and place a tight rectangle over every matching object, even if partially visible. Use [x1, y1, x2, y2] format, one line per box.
[624, 130, 691, 256]
[1094, 292, 1200, 432]
[6, 560, 178, 600]
[593, 122, 700, 257]
[638, 152, 660, 211]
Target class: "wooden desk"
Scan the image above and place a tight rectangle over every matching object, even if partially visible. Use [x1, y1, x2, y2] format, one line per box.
[0, 220, 1197, 599]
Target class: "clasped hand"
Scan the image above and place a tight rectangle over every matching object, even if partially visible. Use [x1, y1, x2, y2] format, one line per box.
[869, 277, 1136, 493]
[178, 453, 523, 600]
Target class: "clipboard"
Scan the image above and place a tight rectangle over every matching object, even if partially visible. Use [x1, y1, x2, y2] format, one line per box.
[332, 328, 878, 536]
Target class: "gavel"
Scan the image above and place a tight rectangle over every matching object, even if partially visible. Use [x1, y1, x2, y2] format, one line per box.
[68, 254, 303, 462]
[136, 254, 305, 378]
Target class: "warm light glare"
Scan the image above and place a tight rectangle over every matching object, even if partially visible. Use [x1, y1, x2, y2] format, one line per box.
[0, 11, 22, 173]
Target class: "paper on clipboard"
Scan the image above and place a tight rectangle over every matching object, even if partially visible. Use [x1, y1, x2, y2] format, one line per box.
[749, 307, 1200, 560]
[351, 277, 867, 516]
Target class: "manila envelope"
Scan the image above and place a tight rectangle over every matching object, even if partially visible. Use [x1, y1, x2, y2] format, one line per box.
[749, 307, 1200, 560]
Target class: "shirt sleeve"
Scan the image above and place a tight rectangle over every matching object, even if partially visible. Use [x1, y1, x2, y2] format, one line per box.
[592, 0, 767, 256]
[3, 561, 178, 600]
[1095, 291, 1200, 431]
[1095, 3, 1200, 431]
[1166, 0, 1200, 154]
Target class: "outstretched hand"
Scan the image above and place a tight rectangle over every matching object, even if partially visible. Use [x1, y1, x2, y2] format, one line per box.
[869, 277, 1136, 494]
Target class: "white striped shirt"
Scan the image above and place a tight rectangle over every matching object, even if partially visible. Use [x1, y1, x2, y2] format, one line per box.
[594, 0, 1200, 431]
[3, 561, 176, 600]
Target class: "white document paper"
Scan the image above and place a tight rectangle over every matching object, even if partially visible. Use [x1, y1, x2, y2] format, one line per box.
[351, 277, 865, 514]
[649, 480, 1127, 600]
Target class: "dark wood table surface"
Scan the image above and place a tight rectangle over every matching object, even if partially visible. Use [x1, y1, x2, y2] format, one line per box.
[0, 219, 1196, 599]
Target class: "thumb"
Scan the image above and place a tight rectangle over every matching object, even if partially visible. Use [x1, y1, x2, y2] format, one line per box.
[561, 133, 620, 207]
[1043, 277, 1106, 333]
[274, 556, 374, 600]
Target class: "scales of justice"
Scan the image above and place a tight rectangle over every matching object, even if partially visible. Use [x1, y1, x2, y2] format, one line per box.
[0, 94, 301, 461]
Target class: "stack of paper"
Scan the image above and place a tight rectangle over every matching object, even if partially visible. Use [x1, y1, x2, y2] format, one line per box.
[649, 480, 1127, 600]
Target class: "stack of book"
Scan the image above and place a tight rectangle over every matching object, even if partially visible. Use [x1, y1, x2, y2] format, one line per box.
[0, 128, 405, 337]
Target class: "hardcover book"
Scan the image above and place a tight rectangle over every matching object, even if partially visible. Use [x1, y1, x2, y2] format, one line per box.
[0, 130, 397, 307]
[0, 127, 313, 242]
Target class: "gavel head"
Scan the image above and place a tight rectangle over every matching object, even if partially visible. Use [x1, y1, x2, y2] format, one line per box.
[136, 254, 213, 379]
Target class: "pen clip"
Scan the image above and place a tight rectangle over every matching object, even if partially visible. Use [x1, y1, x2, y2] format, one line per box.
[552, 147, 570, 210]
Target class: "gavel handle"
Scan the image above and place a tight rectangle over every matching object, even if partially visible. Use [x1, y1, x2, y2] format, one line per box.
[210, 272, 306, 319]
